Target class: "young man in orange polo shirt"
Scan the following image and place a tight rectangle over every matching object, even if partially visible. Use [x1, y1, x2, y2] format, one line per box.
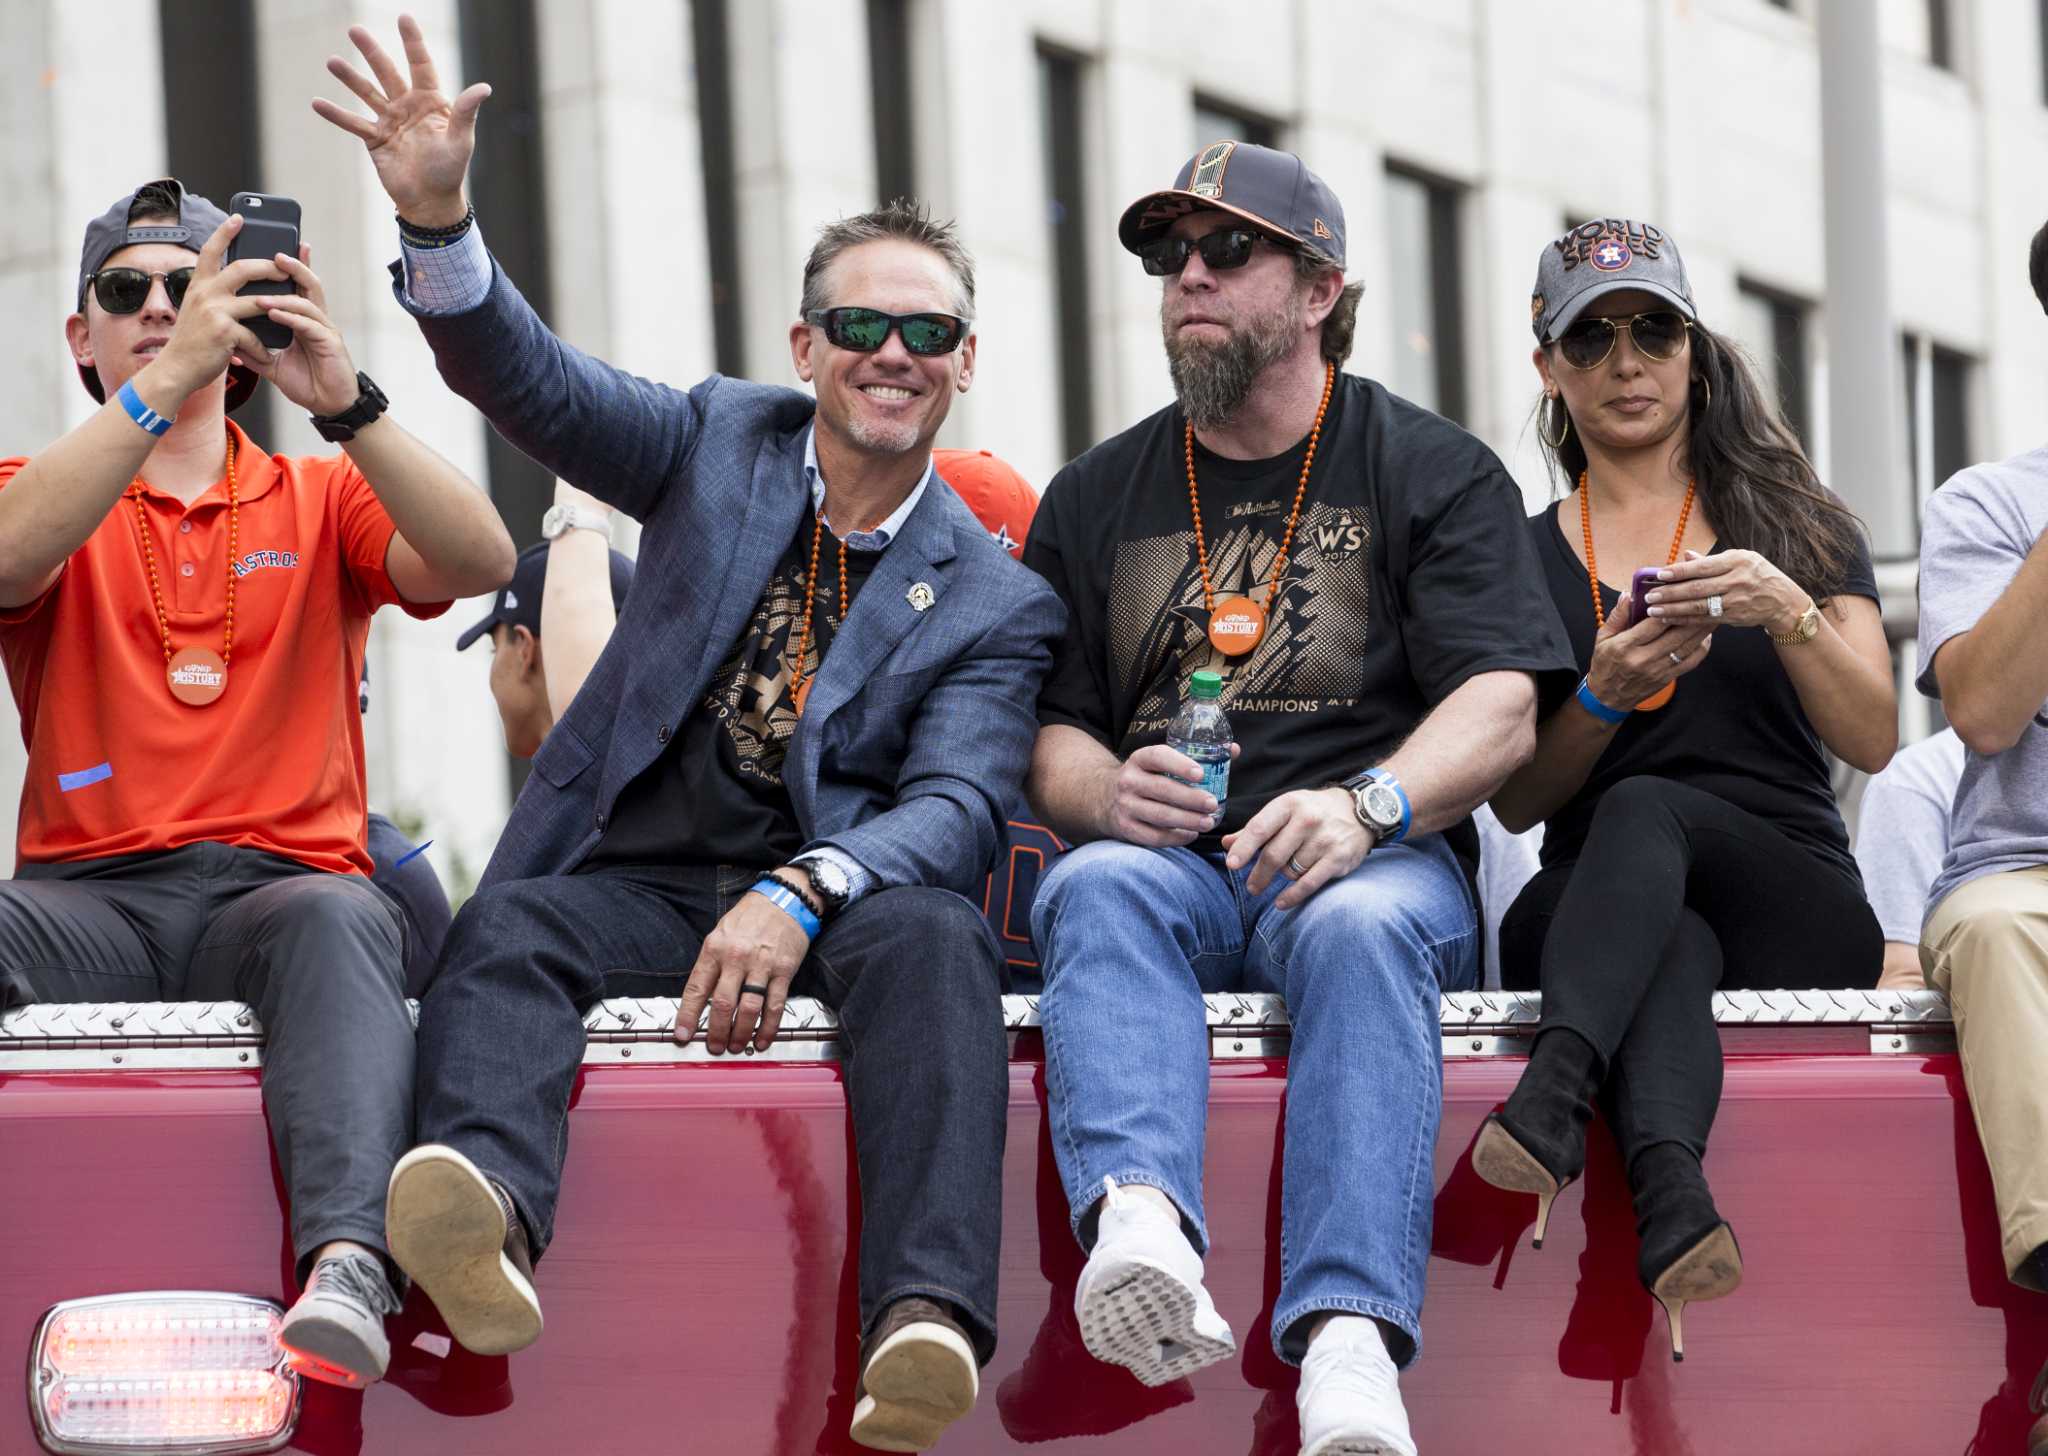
[0, 179, 514, 1387]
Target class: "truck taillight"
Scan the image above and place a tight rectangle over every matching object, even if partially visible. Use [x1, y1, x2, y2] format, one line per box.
[29, 1294, 299, 1454]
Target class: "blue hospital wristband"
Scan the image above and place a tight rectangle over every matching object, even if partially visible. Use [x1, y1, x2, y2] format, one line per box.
[750, 878, 822, 940]
[116, 378, 175, 437]
[1574, 676, 1632, 726]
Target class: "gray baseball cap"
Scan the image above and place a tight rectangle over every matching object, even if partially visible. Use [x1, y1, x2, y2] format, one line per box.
[75, 177, 258, 413]
[1119, 141, 1347, 270]
[1531, 218, 1695, 343]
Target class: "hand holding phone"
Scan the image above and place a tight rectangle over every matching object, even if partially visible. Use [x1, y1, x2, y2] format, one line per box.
[226, 193, 302, 351]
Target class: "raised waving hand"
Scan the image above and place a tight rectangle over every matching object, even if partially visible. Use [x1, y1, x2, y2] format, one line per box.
[311, 13, 489, 226]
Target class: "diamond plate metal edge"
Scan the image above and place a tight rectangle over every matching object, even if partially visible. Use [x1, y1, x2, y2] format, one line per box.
[0, 987, 1952, 1051]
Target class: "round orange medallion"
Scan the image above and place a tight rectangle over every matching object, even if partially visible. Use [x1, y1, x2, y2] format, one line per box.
[167, 647, 228, 706]
[1635, 682, 1675, 712]
[1207, 597, 1267, 657]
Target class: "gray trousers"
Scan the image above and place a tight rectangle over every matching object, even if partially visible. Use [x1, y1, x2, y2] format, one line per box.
[1, 843, 412, 1279]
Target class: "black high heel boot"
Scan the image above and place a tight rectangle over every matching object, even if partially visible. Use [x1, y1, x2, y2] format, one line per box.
[1631, 1142, 1742, 1363]
[1471, 1028, 1601, 1249]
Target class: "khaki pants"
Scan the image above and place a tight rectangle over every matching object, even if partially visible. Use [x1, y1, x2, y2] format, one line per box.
[1922, 864, 2048, 1283]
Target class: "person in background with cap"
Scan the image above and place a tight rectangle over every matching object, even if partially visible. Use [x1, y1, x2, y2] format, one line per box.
[1022, 140, 1575, 1453]
[318, 20, 1061, 1450]
[1476, 220, 1893, 1360]
[0, 177, 515, 1388]
[458, 486, 637, 758]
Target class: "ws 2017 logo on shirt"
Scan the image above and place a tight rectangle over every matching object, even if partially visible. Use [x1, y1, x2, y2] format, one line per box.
[232, 549, 301, 579]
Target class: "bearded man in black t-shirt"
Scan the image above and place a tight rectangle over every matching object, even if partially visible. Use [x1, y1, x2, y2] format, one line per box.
[1022, 142, 1575, 1452]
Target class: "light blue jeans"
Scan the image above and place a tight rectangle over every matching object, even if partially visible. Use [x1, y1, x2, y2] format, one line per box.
[1032, 834, 1478, 1368]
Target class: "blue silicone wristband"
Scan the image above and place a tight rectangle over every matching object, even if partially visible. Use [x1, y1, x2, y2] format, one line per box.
[750, 878, 821, 940]
[1575, 677, 1632, 726]
[1364, 766, 1412, 845]
[116, 378, 175, 437]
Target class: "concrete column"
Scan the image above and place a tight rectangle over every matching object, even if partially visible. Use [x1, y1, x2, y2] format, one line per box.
[1817, 0, 1910, 556]
[0, 0, 169, 870]
[260, 1, 508, 898]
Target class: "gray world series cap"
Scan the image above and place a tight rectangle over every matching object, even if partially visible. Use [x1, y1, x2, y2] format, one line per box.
[1531, 219, 1695, 342]
[1119, 140, 1346, 270]
[75, 177, 258, 413]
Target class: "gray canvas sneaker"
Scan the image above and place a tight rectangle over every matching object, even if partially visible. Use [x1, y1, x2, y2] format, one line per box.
[279, 1252, 403, 1388]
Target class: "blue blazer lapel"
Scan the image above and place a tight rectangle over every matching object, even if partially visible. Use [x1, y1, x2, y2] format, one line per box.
[605, 427, 809, 811]
[786, 485, 962, 828]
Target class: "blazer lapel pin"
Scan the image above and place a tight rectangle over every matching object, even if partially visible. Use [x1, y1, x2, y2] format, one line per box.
[907, 582, 935, 612]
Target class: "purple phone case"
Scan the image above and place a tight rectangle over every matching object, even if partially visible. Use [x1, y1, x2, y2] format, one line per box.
[1629, 567, 1662, 623]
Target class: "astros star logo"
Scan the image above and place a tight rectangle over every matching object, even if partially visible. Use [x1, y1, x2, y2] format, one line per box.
[1591, 239, 1632, 271]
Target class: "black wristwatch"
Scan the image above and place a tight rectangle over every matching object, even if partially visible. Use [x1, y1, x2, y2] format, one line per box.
[309, 372, 390, 442]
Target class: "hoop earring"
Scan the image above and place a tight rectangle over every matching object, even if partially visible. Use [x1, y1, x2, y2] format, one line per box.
[1692, 373, 1712, 408]
[1539, 394, 1572, 449]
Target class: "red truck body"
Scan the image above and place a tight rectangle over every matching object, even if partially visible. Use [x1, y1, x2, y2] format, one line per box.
[3, 993, 2041, 1455]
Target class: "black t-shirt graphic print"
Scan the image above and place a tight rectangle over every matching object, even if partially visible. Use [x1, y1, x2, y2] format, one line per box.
[1027, 374, 1577, 859]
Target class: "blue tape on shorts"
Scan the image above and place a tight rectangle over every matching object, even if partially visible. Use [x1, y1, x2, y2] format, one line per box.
[58, 761, 112, 793]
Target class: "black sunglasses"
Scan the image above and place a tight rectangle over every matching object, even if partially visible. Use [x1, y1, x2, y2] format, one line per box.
[87, 267, 195, 316]
[804, 307, 971, 357]
[1140, 228, 1270, 277]
[1551, 310, 1691, 371]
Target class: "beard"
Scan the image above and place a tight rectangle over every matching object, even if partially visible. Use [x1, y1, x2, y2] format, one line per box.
[1163, 288, 1305, 430]
[842, 410, 923, 455]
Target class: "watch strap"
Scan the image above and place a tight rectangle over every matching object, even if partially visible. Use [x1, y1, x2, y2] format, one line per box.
[309, 371, 389, 442]
[1768, 602, 1822, 646]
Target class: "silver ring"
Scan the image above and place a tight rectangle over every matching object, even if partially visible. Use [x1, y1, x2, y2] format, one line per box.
[1668, 650, 1685, 666]
[1707, 594, 1724, 619]
[1286, 855, 1310, 878]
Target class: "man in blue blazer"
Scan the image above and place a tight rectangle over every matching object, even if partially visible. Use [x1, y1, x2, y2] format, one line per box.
[319, 20, 1061, 1450]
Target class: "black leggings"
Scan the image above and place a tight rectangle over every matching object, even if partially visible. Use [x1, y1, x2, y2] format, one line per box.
[1499, 776, 1882, 1166]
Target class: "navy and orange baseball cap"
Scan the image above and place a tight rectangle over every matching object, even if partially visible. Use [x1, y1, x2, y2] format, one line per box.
[934, 449, 1036, 560]
[1118, 141, 1346, 269]
[457, 540, 636, 650]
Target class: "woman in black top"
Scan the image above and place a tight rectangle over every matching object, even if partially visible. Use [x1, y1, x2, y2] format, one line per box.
[1471, 220, 1896, 1361]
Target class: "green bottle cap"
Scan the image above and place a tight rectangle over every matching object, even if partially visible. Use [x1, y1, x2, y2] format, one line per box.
[1190, 670, 1223, 699]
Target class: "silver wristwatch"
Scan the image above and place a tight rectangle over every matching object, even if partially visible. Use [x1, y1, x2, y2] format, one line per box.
[540, 503, 611, 540]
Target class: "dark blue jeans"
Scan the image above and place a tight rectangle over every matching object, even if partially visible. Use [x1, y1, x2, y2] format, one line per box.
[415, 864, 1010, 1362]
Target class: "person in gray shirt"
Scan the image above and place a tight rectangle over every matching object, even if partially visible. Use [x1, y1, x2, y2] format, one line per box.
[1853, 727, 1964, 991]
[1915, 218, 2048, 1456]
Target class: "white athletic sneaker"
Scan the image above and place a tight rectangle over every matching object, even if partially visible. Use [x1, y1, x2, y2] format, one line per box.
[386, 1145, 543, 1356]
[1073, 1176, 1235, 1386]
[279, 1252, 401, 1389]
[1296, 1316, 1418, 1456]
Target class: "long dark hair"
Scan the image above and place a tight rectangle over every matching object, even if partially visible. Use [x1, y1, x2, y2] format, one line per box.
[1539, 321, 1865, 601]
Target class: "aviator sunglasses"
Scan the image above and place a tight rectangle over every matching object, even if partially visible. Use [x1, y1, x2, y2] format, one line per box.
[87, 267, 195, 316]
[1139, 228, 1269, 278]
[804, 307, 971, 356]
[1551, 309, 1692, 371]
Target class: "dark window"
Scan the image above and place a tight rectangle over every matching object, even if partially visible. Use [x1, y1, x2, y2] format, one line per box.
[868, 0, 915, 204]
[1902, 334, 1974, 522]
[1039, 45, 1094, 463]
[1931, 344, 1971, 490]
[1734, 282, 1812, 450]
[1384, 165, 1466, 425]
[1928, 0, 1954, 70]
[158, 0, 272, 448]
[692, 0, 745, 376]
[1192, 96, 1279, 151]
[459, 0, 553, 798]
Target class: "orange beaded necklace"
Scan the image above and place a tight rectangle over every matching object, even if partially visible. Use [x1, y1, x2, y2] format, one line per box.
[788, 507, 878, 716]
[131, 429, 238, 707]
[1184, 359, 1335, 657]
[1577, 469, 1694, 712]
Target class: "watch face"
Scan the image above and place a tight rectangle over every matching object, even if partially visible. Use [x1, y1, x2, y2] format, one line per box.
[809, 859, 850, 896]
[1364, 783, 1403, 829]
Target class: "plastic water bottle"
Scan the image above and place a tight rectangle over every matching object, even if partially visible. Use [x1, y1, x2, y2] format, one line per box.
[1167, 669, 1232, 822]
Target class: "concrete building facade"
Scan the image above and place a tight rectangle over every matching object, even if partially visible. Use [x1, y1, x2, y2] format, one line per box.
[1, 0, 2043, 891]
